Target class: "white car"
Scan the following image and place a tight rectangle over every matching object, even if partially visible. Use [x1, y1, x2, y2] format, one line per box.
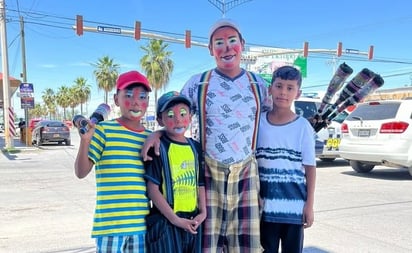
[339, 99, 412, 176]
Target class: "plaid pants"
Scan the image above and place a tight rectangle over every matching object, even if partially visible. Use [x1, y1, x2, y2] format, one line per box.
[203, 155, 261, 253]
[96, 234, 145, 253]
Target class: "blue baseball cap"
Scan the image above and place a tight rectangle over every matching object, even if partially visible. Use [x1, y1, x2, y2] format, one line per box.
[157, 91, 191, 116]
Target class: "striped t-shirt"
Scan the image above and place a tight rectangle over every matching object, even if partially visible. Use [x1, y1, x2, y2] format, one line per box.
[88, 119, 150, 237]
[256, 113, 316, 225]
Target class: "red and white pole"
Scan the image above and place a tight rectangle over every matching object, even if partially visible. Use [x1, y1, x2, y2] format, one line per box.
[8, 107, 15, 137]
[1, 0, 14, 149]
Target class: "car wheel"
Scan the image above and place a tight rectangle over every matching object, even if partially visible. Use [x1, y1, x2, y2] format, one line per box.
[320, 158, 336, 162]
[65, 139, 71, 146]
[349, 160, 374, 173]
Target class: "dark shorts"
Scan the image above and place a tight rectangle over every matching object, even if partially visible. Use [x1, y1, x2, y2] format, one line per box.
[260, 221, 304, 253]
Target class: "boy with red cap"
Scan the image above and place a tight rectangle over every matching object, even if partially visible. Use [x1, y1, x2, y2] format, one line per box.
[75, 70, 152, 252]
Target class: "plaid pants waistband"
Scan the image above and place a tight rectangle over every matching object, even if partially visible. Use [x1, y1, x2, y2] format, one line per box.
[204, 154, 255, 171]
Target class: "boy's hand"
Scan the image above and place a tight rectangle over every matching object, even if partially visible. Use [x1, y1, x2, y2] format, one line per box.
[191, 212, 206, 230]
[303, 204, 314, 228]
[78, 120, 95, 141]
[173, 217, 199, 235]
[142, 131, 162, 161]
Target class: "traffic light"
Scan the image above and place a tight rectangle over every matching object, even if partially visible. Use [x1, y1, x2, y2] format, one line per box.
[303, 41, 309, 57]
[185, 30, 191, 48]
[134, 21, 141, 40]
[76, 15, 83, 36]
[368, 45, 374, 60]
[337, 42, 342, 57]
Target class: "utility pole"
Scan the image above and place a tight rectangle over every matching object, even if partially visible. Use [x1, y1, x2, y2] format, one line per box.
[20, 15, 29, 146]
[0, 0, 14, 149]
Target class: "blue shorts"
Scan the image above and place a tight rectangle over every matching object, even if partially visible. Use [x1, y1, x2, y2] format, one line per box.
[96, 234, 145, 253]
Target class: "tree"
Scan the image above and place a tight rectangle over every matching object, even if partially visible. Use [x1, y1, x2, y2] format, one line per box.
[92, 56, 120, 104]
[42, 88, 57, 120]
[56, 85, 71, 120]
[140, 39, 174, 112]
[29, 104, 47, 118]
[73, 77, 91, 115]
[68, 86, 80, 118]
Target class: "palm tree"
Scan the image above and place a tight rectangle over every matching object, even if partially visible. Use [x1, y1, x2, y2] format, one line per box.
[92, 56, 120, 104]
[68, 86, 80, 118]
[140, 39, 174, 112]
[56, 85, 71, 120]
[42, 88, 57, 120]
[29, 104, 48, 119]
[73, 77, 91, 115]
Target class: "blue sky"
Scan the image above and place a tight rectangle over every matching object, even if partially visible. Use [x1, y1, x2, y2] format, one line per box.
[3, 0, 412, 117]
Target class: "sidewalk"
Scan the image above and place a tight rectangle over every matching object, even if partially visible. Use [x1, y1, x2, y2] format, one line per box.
[0, 132, 36, 151]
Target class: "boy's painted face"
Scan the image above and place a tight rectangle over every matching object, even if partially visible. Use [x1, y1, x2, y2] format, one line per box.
[209, 26, 244, 71]
[269, 78, 301, 109]
[158, 103, 191, 138]
[115, 86, 149, 121]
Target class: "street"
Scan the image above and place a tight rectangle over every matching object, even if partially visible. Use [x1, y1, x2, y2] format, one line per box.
[1, 131, 412, 253]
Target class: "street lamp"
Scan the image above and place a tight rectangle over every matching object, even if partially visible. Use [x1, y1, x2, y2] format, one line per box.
[208, 0, 253, 17]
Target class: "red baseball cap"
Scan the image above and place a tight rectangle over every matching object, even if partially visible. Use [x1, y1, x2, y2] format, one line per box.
[116, 70, 151, 91]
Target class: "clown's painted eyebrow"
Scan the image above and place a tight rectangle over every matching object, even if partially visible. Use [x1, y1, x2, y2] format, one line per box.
[167, 110, 175, 117]
[126, 90, 148, 99]
[166, 107, 188, 117]
[213, 36, 240, 47]
[180, 108, 188, 115]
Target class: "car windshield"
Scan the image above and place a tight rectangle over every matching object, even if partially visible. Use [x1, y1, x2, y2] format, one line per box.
[45, 121, 65, 127]
[346, 102, 401, 121]
[294, 101, 319, 119]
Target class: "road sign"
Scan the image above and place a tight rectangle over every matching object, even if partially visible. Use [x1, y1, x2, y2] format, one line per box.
[345, 48, 360, 54]
[19, 83, 34, 109]
[97, 26, 121, 34]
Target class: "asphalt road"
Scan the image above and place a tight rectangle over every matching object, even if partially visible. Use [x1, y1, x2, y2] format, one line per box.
[1, 131, 412, 253]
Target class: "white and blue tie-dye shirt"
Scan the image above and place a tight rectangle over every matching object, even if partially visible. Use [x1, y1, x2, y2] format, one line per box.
[256, 112, 316, 225]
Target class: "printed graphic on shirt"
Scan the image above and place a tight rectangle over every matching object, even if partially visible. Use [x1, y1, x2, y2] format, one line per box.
[168, 143, 197, 212]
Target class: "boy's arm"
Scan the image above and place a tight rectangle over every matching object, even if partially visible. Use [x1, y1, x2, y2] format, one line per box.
[303, 165, 316, 228]
[147, 181, 178, 223]
[74, 125, 95, 179]
[195, 186, 207, 224]
[142, 130, 164, 161]
[146, 181, 200, 234]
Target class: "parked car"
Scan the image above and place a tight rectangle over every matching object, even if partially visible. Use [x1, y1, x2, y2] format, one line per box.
[28, 118, 43, 132]
[294, 97, 344, 162]
[63, 119, 73, 129]
[316, 109, 351, 162]
[339, 99, 412, 176]
[31, 120, 71, 146]
[294, 97, 324, 157]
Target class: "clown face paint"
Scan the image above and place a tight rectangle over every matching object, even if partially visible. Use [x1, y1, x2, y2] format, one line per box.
[116, 86, 149, 121]
[159, 103, 191, 142]
[209, 26, 243, 75]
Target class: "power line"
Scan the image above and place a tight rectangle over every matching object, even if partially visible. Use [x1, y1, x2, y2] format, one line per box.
[5, 7, 412, 66]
